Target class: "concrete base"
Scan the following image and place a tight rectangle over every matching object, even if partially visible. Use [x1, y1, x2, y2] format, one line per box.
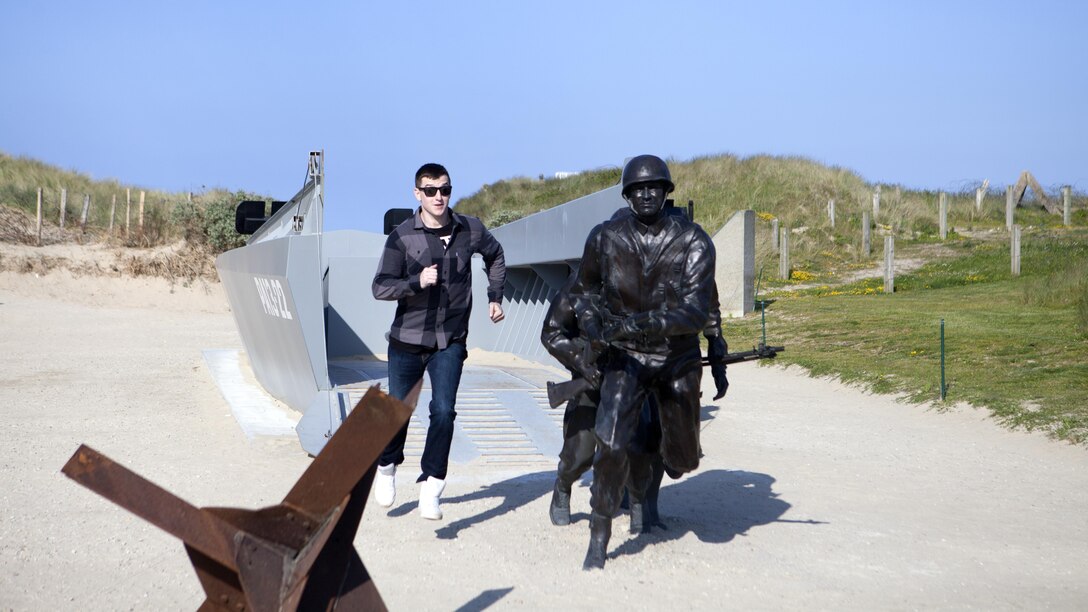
[712, 210, 756, 317]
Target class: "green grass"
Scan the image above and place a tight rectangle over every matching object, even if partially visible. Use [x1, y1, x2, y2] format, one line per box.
[729, 229, 1088, 443]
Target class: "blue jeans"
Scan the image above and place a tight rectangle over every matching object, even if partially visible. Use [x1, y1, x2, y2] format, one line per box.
[379, 341, 467, 481]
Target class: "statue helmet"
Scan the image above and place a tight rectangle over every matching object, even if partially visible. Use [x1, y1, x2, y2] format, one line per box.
[621, 155, 674, 196]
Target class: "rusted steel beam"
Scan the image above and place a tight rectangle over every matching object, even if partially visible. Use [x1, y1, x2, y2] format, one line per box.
[62, 445, 241, 569]
[61, 383, 418, 611]
[285, 381, 422, 515]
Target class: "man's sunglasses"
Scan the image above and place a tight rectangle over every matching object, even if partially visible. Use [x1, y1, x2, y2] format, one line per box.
[418, 185, 452, 197]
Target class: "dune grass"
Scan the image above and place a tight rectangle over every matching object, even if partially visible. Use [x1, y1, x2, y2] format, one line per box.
[0, 152, 188, 243]
[0, 151, 266, 251]
[726, 229, 1088, 444]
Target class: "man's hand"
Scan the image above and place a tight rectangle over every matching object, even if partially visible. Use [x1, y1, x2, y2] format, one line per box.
[419, 264, 439, 288]
[489, 302, 505, 323]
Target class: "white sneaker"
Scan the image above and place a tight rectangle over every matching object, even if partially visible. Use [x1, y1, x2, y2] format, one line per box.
[419, 476, 446, 520]
[374, 463, 396, 508]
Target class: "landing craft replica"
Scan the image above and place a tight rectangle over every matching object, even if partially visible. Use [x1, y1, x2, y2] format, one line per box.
[216, 151, 763, 456]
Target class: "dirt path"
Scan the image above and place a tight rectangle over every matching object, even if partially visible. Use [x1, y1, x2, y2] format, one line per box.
[776, 240, 961, 292]
[2, 268, 1086, 610]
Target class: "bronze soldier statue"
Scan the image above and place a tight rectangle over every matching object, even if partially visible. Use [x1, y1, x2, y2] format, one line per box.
[541, 218, 728, 534]
[570, 154, 717, 570]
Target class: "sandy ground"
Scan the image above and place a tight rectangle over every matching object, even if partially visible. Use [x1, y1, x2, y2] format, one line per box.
[2, 265, 1088, 611]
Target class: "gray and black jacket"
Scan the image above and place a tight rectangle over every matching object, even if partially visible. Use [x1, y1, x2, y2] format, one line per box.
[372, 209, 505, 350]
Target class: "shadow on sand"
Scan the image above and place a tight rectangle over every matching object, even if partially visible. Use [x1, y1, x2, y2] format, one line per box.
[434, 470, 555, 540]
[609, 469, 824, 561]
[395, 467, 822, 608]
[453, 587, 515, 612]
[407, 466, 822, 557]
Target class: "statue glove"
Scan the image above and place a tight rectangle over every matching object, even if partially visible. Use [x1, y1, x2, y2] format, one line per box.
[604, 312, 660, 343]
[711, 363, 729, 400]
[580, 319, 608, 353]
[706, 335, 729, 400]
[573, 351, 601, 387]
[706, 335, 728, 362]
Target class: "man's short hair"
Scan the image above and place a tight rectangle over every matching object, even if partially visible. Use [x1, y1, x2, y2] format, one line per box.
[415, 163, 450, 187]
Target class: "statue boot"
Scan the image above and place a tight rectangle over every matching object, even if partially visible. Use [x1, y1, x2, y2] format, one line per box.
[629, 500, 648, 534]
[549, 480, 572, 526]
[582, 512, 612, 570]
[644, 457, 667, 530]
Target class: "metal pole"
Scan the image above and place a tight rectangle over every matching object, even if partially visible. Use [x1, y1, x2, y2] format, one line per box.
[940, 319, 946, 400]
[760, 301, 767, 347]
[755, 267, 767, 347]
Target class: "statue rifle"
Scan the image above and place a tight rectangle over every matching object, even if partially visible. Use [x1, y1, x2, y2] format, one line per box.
[545, 344, 785, 409]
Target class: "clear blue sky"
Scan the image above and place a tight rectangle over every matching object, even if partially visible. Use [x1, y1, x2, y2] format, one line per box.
[3, 2, 1085, 233]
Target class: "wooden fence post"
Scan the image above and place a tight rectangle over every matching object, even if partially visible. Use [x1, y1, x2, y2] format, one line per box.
[939, 191, 948, 239]
[80, 194, 90, 233]
[1011, 225, 1021, 276]
[138, 190, 145, 238]
[975, 187, 984, 212]
[125, 188, 131, 238]
[59, 188, 67, 229]
[1063, 186, 1072, 227]
[883, 236, 895, 293]
[779, 228, 790, 280]
[872, 188, 881, 220]
[828, 198, 835, 228]
[862, 211, 871, 257]
[109, 194, 116, 232]
[771, 218, 779, 253]
[1006, 186, 1014, 230]
[36, 187, 43, 246]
